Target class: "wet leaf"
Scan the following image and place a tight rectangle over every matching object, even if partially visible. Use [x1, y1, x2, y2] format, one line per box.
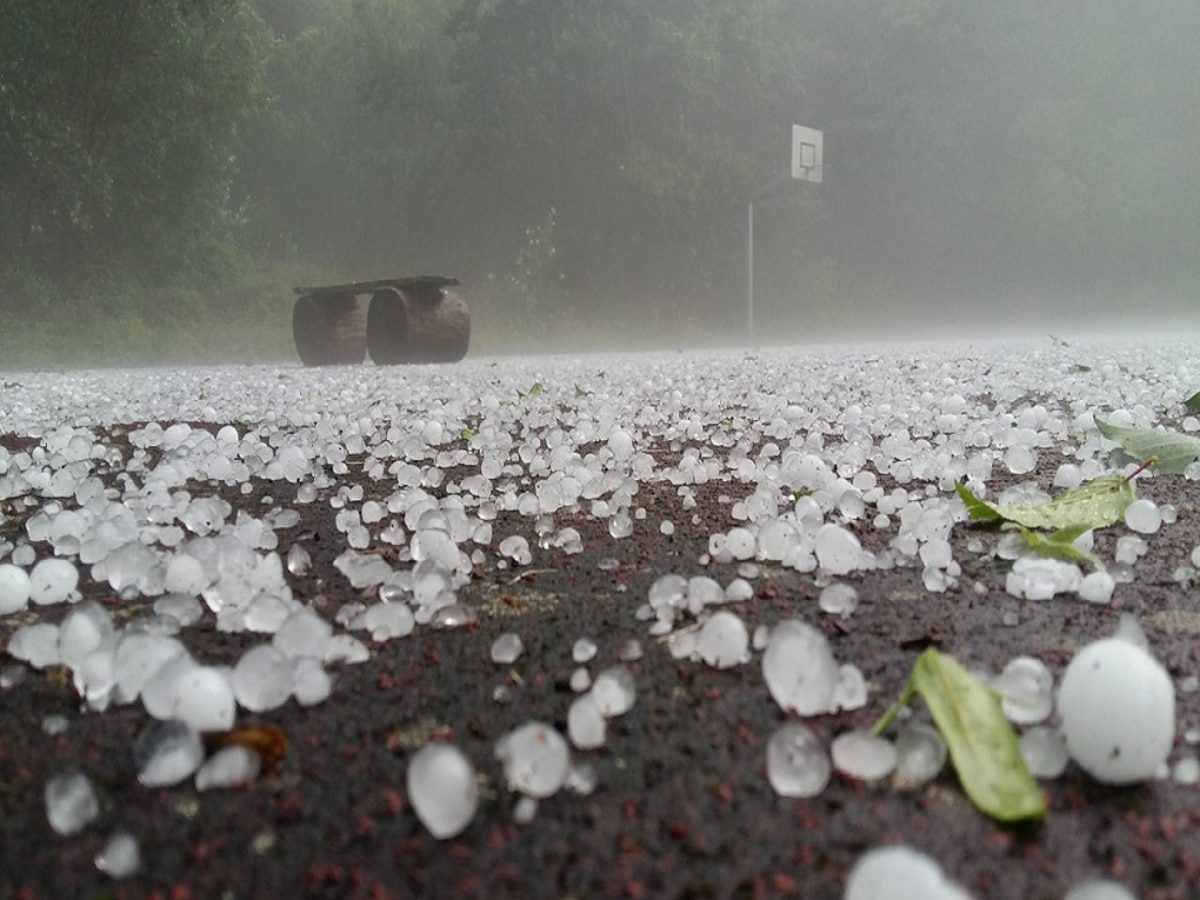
[205, 723, 289, 775]
[459, 427, 479, 440]
[955, 477, 1133, 531]
[1015, 524, 1104, 570]
[1185, 391, 1200, 415]
[1095, 417, 1200, 474]
[876, 649, 1045, 822]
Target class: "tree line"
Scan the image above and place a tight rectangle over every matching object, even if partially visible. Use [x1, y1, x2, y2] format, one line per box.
[2, 0, 1196, 337]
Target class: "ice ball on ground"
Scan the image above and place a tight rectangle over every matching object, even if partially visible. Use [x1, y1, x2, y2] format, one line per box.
[762, 620, 838, 715]
[893, 722, 947, 788]
[113, 634, 187, 704]
[766, 723, 831, 798]
[363, 602, 415, 641]
[407, 742, 479, 839]
[1077, 571, 1115, 605]
[995, 656, 1054, 725]
[170, 665, 236, 732]
[832, 730, 897, 781]
[814, 524, 867, 576]
[273, 609, 332, 659]
[591, 666, 636, 716]
[292, 657, 332, 706]
[1063, 882, 1137, 900]
[141, 654, 199, 720]
[819, 583, 859, 617]
[831, 664, 869, 713]
[233, 645, 294, 712]
[45, 772, 100, 835]
[572, 638, 597, 663]
[57, 600, 115, 669]
[495, 722, 570, 798]
[844, 844, 971, 900]
[196, 745, 261, 791]
[490, 632, 524, 665]
[1003, 445, 1038, 475]
[164, 553, 206, 595]
[568, 694, 607, 750]
[7, 622, 61, 668]
[0, 563, 31, 614]
[95, 830, 140, 879]
[1057, 637, 1174, 784]
[30, 557, 79, 605]
[136, 719, 204, 787]
[696, 611, 750, 669]
[1123, 498, 1161, 534]
[1019, 726, 1070, 779]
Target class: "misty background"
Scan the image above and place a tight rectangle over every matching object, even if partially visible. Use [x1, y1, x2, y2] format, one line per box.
[1, 0, 1197, 365]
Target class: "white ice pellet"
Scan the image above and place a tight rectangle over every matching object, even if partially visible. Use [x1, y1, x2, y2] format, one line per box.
[1063, 881, 1137, 900]
[1123, 498, 1161, 534]
[696, 611, 750, 669]
[45, 772, 100, 836]
[407, 742, 479, 839]
[844, 845, 971, 900]
[136, 720, 205, 787]
[490, 632, 524, 664]
[814, 524, 867, 576]
[567, 694, 607, 750]
[591, 666, 636, 716]
[1077, 571, 1116, 604]
[762, 620, 838, 716]
[495, 722, 570, 798]
[995, 656, 1054, 725]
[831, 730, 897, 781]
[1019, 726, 1070, 779]
[1057, 637, 1175, 784]
[29, 557, 79, 605]
[0, 563, 31, 614]
[95, 830, 140, 879]
[819, 582, 859, 617]
[765, 723, 831, 798]
[893, 722, 947, 787]
[232, 645, 293, 712]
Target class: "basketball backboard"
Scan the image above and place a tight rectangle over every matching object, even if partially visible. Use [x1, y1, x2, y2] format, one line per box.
[791, 124, 823, 183]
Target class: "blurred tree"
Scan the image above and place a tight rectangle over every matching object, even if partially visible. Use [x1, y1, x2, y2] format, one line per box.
[0, 0, 270, 286]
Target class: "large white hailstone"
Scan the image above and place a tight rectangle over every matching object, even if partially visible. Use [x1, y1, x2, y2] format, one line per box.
[844, 845, 973, 900]
[407, 742, 479, 839]
[696, 610, 750, 669]
[495, 722, 570, 798]
[762, 620, 838, 715]
[1057, 637, 1175, 784]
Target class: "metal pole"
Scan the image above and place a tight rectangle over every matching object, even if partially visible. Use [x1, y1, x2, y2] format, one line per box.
[747, 200, 754, 346]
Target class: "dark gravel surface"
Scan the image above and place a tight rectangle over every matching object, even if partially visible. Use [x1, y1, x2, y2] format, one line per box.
[2, 347, 1200, 900]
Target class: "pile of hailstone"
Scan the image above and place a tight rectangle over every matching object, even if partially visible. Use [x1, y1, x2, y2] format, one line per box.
[1, 337, 1197, 893]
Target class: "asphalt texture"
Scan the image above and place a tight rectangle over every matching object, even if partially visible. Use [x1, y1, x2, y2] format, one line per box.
[2, 348, 1200, 900]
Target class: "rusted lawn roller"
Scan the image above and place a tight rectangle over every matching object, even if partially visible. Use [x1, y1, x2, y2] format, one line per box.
[367, 278, 470, 365]
[291, 292, 367, 366]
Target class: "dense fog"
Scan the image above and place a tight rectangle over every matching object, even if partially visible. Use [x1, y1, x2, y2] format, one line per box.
[2, 1, 1198, 359]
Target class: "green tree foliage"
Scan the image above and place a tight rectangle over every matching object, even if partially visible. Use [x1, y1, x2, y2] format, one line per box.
[0, 0, 270, 286]
[4, 0, 1198, 354]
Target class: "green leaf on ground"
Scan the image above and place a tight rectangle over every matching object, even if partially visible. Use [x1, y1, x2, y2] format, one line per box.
[873, 649, 1046, 822]
[459, 427, 479, 441]
[518, 381, 544, 399]
[1015, 524, 1104, 570]
[955, 477, 1134, 531]
[1095, 416, 1200, 474]
[1185, 391, 1200, 415]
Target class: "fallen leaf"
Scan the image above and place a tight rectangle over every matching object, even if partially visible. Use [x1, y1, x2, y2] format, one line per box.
[1095, 417, 1200, 474]
[956, 477, 1134, 531]
[874, 649, 1046, 822]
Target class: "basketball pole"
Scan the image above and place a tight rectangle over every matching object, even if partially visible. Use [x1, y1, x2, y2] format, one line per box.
[747, 200, 755, 347]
